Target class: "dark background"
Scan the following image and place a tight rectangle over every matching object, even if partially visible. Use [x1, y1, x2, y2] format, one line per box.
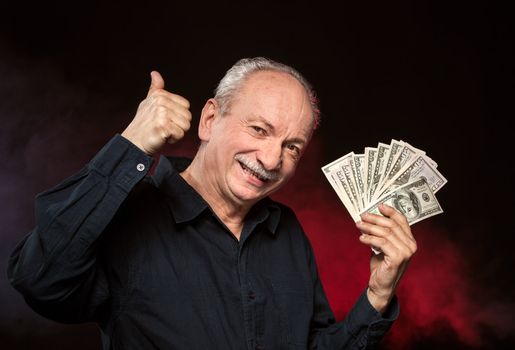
[1, 1, 513, 349]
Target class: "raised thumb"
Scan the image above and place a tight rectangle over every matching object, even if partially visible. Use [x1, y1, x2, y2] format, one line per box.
[147, 70, 165, 96]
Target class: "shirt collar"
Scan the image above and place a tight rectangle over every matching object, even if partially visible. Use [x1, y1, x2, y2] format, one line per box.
[151, 156, 282, 235]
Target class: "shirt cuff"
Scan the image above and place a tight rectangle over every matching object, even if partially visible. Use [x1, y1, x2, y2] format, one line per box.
[88, 134, 153, 193]
[346, 290, 399, 347]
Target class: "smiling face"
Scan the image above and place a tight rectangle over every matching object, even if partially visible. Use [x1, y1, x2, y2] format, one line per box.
[197, 70, 314, 210]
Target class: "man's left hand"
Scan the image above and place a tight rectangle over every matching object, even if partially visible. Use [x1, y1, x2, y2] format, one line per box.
[356, 203, 417, 314]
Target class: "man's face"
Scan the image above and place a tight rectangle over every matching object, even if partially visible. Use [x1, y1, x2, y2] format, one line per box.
[200, 70, 314, 208]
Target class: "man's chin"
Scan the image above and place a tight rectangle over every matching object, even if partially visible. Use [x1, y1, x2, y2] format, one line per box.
[231, 187, 270, 204]
[229, 178, 283, 205]
[234, 193, 265, 204]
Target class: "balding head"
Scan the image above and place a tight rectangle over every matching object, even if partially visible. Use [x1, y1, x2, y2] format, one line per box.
[214, 57, 320, 130]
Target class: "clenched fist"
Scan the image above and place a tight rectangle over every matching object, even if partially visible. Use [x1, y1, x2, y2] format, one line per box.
[121, 71, 192, 155]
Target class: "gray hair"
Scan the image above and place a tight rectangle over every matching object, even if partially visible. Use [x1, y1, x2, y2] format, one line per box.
[214, 57, 321, 129]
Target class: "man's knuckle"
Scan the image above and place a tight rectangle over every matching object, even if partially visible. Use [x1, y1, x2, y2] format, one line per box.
[388, 221, 399, 231]
[409, 241, 418, 255]
[156, 116, 168, 128]
[173, 128, 185, 140]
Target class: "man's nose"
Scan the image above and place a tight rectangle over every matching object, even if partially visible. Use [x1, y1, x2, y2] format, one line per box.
[257, 140, 283, 171]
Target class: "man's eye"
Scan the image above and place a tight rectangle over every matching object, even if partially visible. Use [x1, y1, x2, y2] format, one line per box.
[286, 144, 300, 154]
[252, 126, 266, 135]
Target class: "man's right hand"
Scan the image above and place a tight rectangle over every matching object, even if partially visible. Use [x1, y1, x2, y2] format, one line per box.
[121, 71, 192, 155]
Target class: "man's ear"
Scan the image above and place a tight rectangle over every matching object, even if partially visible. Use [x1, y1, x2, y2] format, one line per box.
[198, 98, 219, 142]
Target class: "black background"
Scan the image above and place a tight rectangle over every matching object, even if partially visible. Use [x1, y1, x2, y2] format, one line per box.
[0, 1, 513, 349]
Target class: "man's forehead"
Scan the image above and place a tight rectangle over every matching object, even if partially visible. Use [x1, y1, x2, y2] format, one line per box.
[223, 70, 315, 134]
[240, 71, 312, 114]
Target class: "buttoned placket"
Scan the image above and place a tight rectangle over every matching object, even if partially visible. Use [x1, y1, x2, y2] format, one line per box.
[237, 218, 268, 350]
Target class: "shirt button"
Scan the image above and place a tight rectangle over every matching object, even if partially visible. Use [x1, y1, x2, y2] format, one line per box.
[136, 163, 145, 172]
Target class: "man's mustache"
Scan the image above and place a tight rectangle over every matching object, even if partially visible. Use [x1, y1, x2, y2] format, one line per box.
[235, 154, 279, 181]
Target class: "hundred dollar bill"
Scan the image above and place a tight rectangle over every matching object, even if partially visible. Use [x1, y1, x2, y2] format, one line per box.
[321, 153, 360, 221]
[400, 140, 426, 157]
[353, 154, 366, 207]
[362, 177, 443, 225]
[376, 139, 404, 195]
[321, 153, 352, 199]
[374, 154, 447, 201]
[368, 142, 390, 203]
[401, 141, 436, 168]
[376, 142, 422, 194]
[336, 154, 364, 212]
[363, 147, 377, 205]
[339, 158, 363, 212]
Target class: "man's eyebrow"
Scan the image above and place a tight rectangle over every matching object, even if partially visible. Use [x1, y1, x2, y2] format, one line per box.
[285, 137, 307, 145]
[252, 115, 307, 145]
[252, 115, 275, 131]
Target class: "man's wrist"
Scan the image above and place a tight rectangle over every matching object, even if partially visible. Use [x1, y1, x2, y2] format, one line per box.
[366, 288, 392, 315]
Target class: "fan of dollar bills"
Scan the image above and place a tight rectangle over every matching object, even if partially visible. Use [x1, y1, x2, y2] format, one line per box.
[321, 139, 447, 225]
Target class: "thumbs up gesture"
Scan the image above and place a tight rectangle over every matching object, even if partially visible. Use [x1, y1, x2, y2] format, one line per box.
[121, 71, 192, 155]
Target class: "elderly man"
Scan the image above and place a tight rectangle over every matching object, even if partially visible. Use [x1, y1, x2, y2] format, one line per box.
[8, 57, 416, 349]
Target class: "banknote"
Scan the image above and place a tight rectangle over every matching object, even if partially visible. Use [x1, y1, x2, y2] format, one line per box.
[335, 167, 361, 214]
[373, 154, 447, 202]
[363, 147, 377, 204]
[322, 139, 447, 227]
[376, 139, 404, 193]
[376, 142, 422, 195]
[362, 178, 443, 225]
[353, 154, 366, 207]
[321, 152, 361, 221]
[368, 142, 390, 203]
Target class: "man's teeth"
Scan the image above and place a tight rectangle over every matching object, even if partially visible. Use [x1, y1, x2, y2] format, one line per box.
[241, 163, 267, 181]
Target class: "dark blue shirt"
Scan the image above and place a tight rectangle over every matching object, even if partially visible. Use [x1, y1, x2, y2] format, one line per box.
[8, 135, 398, 349]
